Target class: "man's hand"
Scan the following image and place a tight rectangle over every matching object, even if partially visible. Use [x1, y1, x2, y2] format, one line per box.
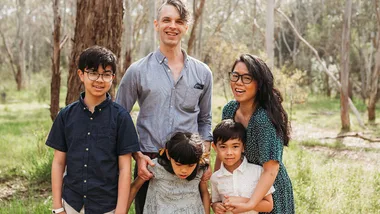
[136, 152, 155, 180]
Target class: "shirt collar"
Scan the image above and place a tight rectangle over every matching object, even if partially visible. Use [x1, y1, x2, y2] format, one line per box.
[217, 156, 248, 177]
[79, 92, 112, 110]
[154, 48, 189, 68]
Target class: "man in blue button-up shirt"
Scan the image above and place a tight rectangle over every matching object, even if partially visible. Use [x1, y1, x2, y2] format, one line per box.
[116, 0, 213, 213]
[46, 46, 140, 214]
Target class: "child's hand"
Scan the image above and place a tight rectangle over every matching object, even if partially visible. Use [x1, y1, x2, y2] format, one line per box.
[137, 153, 155, 180]
[201, 166, 212, 181]
[212, 202, 227, 214]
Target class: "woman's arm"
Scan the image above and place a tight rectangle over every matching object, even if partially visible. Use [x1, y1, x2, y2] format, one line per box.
[225, 160, 279, 213]
[200, 181, 210, 214]
[254, 193, 273, 212]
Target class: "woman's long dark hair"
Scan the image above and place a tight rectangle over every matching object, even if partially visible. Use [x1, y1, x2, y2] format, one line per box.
[231, 54, 290, 146]
[158, 132, 208, 180]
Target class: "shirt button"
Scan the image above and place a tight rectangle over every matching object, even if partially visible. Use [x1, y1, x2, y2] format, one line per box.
[84, 164, 87, 167]
[90, 117, 93, 120]
[83, 107, 86, 110]
[86, 148, 89, 151]
[168, 69, 170, 72]
[87, 132, 90, 135]
[84, 195, 86, 198]
[99, 109, 102, 112]
[84, 180, 87, 183]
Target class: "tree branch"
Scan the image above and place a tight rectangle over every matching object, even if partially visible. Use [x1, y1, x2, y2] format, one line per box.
[276, 8, 365, 128]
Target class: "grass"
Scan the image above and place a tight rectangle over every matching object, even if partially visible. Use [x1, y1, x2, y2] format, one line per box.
[1, 73, 380, 213]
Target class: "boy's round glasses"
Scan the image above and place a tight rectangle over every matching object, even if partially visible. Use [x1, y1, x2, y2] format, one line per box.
[84, 69, 114, 82]
[229, 72, 253, 84]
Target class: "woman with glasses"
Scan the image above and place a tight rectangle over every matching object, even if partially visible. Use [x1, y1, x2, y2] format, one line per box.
[214, 54, 294, 214]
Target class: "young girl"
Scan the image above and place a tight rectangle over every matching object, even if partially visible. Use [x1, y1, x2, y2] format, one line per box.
[127, 132, 210, 214]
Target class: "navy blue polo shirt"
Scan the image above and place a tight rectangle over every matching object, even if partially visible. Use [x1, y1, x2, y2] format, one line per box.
[46, 93, 140, 213]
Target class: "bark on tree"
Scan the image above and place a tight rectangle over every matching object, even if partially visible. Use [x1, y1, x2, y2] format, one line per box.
[340, 0, 352, 131]
[187, 0, 205, 56]
[265, 0, 275, 69]
[65, 0, 123, 105]
[368, 0, 380, 122]
[50, 0, 68, 121]
[276, 8, 365, 128]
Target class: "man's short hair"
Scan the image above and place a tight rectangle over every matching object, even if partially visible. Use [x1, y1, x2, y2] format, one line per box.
[157, 0, 192, 24]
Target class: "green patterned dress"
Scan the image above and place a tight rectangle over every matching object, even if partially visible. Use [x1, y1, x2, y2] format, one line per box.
[222, 101, 295, 214]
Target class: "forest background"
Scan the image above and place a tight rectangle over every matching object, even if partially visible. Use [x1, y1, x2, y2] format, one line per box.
[0, 0, 380, 213]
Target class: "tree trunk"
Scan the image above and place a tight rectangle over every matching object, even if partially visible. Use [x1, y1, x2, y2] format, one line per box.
[66, 0, 123, 105]
[340, 0, 352, 131]
[265, 0, 275, 69]
[50, 0, 68, 121]
[368, 0, 380, 122]
[187, 0, 206, 56]
[276, 8, 365, 128]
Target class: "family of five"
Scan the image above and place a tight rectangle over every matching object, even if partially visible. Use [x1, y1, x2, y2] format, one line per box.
[46, 0, 294, 213]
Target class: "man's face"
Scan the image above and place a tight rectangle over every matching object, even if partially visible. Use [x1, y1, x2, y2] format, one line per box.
[154, 4, 188, 48]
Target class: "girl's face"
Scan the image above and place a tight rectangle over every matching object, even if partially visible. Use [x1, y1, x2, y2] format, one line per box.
[230, 62, 258, 105]
[169, 158, 197, 179]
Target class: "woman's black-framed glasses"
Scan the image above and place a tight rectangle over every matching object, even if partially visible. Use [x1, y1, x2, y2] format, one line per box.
[229, 72, 253, 84]
[84, 69, 114, 82]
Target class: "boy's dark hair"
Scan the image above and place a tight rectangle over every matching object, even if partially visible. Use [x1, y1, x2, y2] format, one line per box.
[78, 46, 117, 74]
[213, 119, 246, 145]
[157, 0, 192, 24]
[158, 132, 207, 181]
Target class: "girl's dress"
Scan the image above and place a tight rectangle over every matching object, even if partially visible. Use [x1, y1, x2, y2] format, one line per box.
[143, 158, 205, 214]
[223, 101, 295, 214]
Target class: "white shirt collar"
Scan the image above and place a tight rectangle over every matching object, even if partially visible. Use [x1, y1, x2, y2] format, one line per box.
[217, 156, 248, 177]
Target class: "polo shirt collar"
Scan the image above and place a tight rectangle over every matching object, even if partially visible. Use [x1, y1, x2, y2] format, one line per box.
[79, 92, 112, 110]
[218, 156, 248, 177]
[154, 48, 189, 68]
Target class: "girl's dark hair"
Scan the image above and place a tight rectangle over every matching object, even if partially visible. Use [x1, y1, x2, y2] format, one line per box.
[78, 46, 117, 74]
[231, 54, 290, 146]
[213, 119, 246, 145]
[158, 132, 207, 181]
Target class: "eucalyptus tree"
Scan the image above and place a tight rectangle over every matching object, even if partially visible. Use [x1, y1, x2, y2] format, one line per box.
[65, 0, 123, 105]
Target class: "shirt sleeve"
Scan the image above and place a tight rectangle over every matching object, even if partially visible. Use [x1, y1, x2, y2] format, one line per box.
[197, 65, 213, 142]
[115, 64, 139, 112]
[210, 175, 222, 203]
[117, 109, 140, 155]
[45, 110, 67, 152]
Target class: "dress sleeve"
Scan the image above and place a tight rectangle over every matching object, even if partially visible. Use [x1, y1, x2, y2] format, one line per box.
[254, 112, 283, 165]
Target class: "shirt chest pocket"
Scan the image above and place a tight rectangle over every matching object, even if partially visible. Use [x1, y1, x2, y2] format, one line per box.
[180, 88, 203, 112]
[97, 126, 117, 150]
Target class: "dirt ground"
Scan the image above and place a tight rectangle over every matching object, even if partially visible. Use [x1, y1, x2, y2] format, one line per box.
[291, 121, 380, 167]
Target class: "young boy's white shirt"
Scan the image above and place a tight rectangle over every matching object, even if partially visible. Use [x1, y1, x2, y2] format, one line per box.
[210, 157, 275, 214]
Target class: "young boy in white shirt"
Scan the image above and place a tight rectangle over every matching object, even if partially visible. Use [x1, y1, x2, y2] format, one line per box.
[211, 119, 275, 214]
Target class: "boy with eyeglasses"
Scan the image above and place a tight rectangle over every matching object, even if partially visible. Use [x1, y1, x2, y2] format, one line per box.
[46, 46, 140, 214]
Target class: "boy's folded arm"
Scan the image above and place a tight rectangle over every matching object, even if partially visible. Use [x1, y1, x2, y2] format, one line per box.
[253, 193, 274, 212]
